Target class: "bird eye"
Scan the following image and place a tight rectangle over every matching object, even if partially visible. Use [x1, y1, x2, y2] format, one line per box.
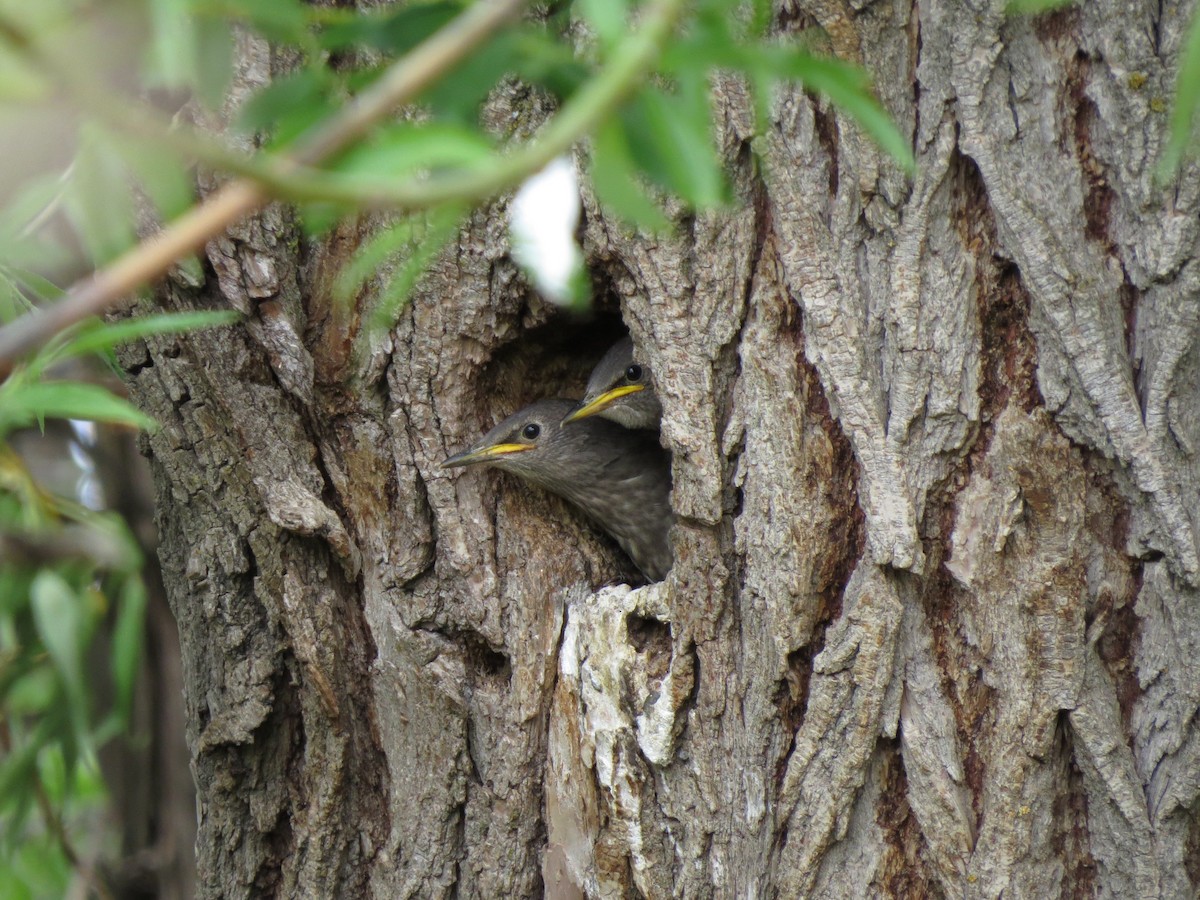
[522, 423, 541, 440]
[625, 364, 643, 382]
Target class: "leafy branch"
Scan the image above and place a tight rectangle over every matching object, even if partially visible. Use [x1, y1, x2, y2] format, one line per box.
[0, 0, 534, 371]
[0, 0, 919, 372]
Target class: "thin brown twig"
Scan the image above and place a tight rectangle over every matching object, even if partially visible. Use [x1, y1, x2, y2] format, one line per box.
[0, 0, 531, 375]
[32, 773, 118, 900]
[0, 719, 115, 900]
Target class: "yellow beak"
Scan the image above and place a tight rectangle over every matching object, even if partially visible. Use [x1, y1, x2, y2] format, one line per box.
[442, 442, 534, 469]
[562, 384, 645, 424]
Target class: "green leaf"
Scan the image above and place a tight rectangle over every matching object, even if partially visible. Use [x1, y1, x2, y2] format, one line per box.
[0, 381, 157, 434]
[0, 47, 47, 103]
[5, 669, 57, 717]
[199, 0, 315, 44]
[333, 217, 419, 304]
[53, 310, 240, 362]
[0, 176, 76, 277]
[749, 0, 773, 39]
[332, 123, 494, 180]
[0, 269, 31, 324]
[0, 172, 68, 244]
[419, 31, 523, 122]
[747, 65, 775, 141]
[63, 127, 137, 265]
[1159, 11, 1200, 177]
[660, 14, 745, 73]
[510, 32, 590, 101]
[193, 14, 235, 110]
[34, 743, 71, 802]
[659, 27, 915, 174]
[7, 833, 72, 900]
[30, 572, 86, 716]
[767, 49, 915, 172]
[105, 133, 196, 221]
[110, 577, 147, 726]
[590, 120, 670, 231]
[1005, 0, 1075, 12]
[319, 1, 460, 53]
[620, 86, 727, 209]
[147, 0, 200, 91]
[578, 0, 627, 48]
[237, 69, 336, 144]
[8, 269, 63, 307]
[345, 205, 465, 338]
[370, 207, 464, 331]
[675, 66, 730, 204]
[71, 756, 110, 803]
[298, 201, 353, 237]
[0, 726, 43, 817]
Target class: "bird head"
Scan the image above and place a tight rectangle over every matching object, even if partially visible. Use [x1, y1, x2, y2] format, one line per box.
[443, 398, 600, 488]
[562, 336, 661, 429]
[443, 396, 675, 581]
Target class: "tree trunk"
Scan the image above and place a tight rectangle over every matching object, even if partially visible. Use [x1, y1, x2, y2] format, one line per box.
[125, 0, 1200, 896]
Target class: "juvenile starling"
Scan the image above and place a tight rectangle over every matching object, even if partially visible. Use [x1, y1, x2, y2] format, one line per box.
[563, 336, 662, 430]
[443, 398, 674, 581]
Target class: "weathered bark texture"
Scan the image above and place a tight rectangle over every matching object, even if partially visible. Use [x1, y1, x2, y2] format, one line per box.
[125, 0, 1200, 896]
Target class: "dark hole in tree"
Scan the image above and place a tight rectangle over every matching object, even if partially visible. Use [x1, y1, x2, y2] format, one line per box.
[439, 626, 511, 681]
[467, 300, 672, 584]
[626, 613, 672, 682]
[477, 307, 629, 417]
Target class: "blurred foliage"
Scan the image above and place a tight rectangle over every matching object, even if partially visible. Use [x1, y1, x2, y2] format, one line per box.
[0, 302, 234, 892]
[1161, 10, 1200, 178]
[0, 747, 109, 899]
[1004, 0, 1075, 13]
[0, 0, 917, 335]
[0, 409, 143, 893]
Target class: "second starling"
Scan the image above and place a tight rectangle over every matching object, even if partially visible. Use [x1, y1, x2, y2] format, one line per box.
[563, 336, 662, 430]
[443, 398, 674, 581]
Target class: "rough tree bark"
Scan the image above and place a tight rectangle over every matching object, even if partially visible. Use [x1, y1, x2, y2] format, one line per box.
[122, 0, 1200, 896]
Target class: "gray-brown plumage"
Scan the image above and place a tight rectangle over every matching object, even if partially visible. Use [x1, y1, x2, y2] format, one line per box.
[443, 398, 674, 581]
[562, 336, 662, 430]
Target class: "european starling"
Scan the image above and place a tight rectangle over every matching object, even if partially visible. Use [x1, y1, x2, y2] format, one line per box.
[562, 336, 662, 430]
[443, 398, 674, 581]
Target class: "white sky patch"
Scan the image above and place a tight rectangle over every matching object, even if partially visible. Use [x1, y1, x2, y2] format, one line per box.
[68, 420, 103, 510]
[508, 157, 586, 307]
[69, 419, 97, 447]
